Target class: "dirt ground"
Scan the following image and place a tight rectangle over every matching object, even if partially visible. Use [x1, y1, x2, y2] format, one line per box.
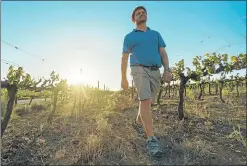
[1, 92, 246, 165]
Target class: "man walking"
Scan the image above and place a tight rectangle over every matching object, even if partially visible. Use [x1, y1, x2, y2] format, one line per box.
[121, 6, 172, 158]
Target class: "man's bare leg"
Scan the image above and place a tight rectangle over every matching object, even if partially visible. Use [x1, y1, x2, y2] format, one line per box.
[136, 99, 153, 126]
[138, 98, 163, 158]
[136, 110, 142, 125]
[138, 99, 153, 137]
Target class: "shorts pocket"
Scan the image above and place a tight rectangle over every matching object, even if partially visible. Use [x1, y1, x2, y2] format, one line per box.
[130, 66, 141, 77]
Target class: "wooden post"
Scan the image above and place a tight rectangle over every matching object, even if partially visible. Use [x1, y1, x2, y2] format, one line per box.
[104, 84, 105, 91]
[79, 68, 83, 112]
[98, 81, 99, 89]
[168, 83, 171, 98]
[131, 80, 134, 99]
[184, 85, 186, 97]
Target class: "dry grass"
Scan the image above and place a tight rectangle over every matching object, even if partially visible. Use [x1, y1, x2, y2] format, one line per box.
[1, 90, 246, 165]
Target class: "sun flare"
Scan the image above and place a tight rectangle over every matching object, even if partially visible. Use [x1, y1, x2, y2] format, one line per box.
[66, 67, 84, 85]
[66, 66, 96, 86]
[67, 75, 82, 85]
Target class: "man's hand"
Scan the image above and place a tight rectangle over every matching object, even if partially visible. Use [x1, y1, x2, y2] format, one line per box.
[159, 47, 171, 83]
[121, 78, 129, 90]
[163, 70, 172, 83]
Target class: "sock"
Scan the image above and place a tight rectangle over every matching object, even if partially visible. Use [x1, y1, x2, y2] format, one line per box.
[147, 136, 156, 141]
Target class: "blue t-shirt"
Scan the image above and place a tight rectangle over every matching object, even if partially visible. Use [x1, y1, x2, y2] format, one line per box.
[122, 27, 166, 68]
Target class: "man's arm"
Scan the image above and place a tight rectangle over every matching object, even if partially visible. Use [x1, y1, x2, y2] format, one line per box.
[159, 47, 169, 71]
[121, 35, 129, 80]
[121, 52, 129, 80]
[156, 32, 169, 70]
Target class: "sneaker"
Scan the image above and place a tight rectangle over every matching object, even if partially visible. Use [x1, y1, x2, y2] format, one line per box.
[132, 120, 146, 138]
[147, 136, 163, 158]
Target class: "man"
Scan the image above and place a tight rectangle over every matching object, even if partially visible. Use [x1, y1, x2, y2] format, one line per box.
[121, 6, 172, 158]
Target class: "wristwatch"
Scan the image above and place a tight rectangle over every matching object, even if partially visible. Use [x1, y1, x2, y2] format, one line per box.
[164, 67, 171, 72]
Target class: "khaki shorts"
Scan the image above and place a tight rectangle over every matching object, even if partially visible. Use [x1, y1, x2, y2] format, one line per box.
[130, 66, 161, 102]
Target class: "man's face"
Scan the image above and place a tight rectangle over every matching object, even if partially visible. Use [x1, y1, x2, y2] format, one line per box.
[133, 9, 147, 25]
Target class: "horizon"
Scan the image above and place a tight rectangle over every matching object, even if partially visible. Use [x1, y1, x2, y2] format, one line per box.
[1, 1, 246, 91]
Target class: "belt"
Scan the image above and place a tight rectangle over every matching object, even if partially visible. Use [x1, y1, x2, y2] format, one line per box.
[131, 64, 160, 70]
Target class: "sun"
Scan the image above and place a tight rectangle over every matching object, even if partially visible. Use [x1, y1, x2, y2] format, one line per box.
[66, 67, 84, 85]
[67, 75, 82, 85]
[65, 66, 97, 86]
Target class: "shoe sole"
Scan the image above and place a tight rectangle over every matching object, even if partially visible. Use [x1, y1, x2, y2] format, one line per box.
[153, 148, 170, 158]
[153, 151, 163, 158]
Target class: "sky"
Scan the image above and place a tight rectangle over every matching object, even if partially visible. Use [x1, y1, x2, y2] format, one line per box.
[1, 1, 246, 90]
